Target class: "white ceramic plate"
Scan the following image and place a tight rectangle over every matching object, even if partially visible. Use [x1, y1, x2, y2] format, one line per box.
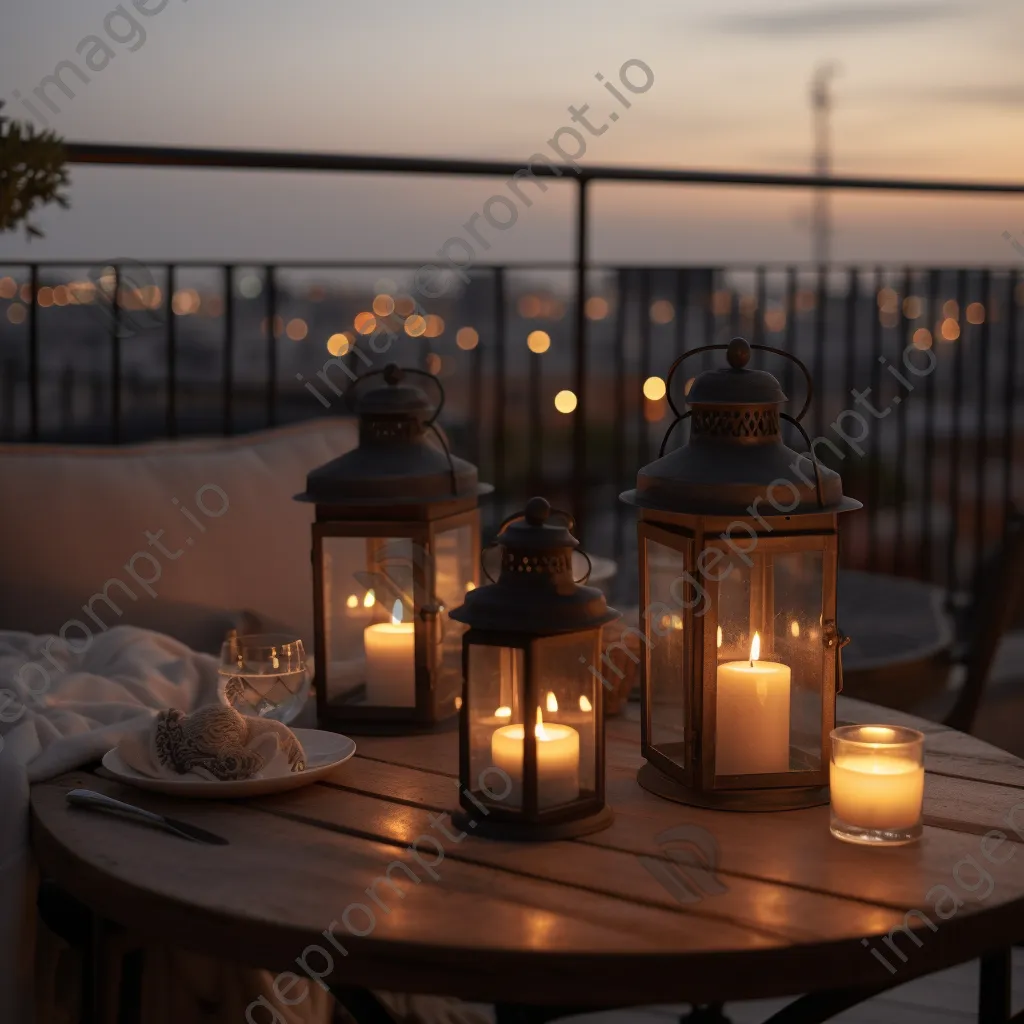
[100, 729, 356, 799]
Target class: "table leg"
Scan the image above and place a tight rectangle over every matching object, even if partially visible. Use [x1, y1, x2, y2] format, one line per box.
[979, 950, 1012, 1024]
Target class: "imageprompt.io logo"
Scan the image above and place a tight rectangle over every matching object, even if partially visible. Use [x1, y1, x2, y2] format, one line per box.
[639, 824, 728, 905]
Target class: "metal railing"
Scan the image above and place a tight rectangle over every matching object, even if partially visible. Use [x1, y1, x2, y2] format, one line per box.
[2, 144, 1023, 597]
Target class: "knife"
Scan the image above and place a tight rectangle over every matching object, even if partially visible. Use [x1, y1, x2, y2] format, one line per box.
[66, 789, 230, 845]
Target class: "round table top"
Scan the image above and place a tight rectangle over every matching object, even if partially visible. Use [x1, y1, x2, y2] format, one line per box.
[31, 698, 1024, 1009]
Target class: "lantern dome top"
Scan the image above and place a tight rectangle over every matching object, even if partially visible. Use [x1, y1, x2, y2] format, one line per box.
[451, 497, 619, 635]
[621, 338, 862, 517]
[294, 364, 492, 507]
[686, 338, 788, 407]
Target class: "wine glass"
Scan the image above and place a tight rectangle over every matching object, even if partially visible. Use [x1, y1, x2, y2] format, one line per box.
[219, 633, 310, 725]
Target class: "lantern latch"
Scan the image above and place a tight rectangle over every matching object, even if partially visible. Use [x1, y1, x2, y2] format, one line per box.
[822, 619, 851, 694]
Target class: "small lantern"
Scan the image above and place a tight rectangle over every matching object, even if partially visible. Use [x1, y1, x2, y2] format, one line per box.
[449, 497, 619, 840]
[295, 364, 491, 733]
[622, 338, 860, 810]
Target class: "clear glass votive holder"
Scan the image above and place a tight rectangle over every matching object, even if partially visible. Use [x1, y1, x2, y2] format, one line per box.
[830, 725, 925, 846]
[219, 633, 310, 725]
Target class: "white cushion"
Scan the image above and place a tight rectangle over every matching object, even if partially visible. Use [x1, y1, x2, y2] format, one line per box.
[0, 419, 357, 652]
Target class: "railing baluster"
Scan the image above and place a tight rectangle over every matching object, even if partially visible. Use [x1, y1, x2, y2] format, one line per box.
[753, 266, 766, 347]
[469, 286, 483, 472]
[920, 269, 938, 579]
[166, 265, 177, 438]
[783, 267, 797, 405]
[868, 268, 884, 571]
[265, 265, 277, 427]
[111, 264, 122, 444]
[674, 267, 688, 361]
[528, 336, 542, 496]
[492, 267, 507, 529]
[946, 270, 967, 596]
[893, 267, 911, 574]
[28, 264, 39, 441]
[612, 268, 629, 575]
[813, 263, 827, 438]
[972, 269, 992, 589]
[637, 268, 652, 470]
[223, 265, 234, 436]
[571, 179, 589, 538]
[1003, 271, 1019, 522]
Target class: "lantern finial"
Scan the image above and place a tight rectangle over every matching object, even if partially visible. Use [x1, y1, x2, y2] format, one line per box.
[727, 336, 751, 369]
[524, 496, 551, 525]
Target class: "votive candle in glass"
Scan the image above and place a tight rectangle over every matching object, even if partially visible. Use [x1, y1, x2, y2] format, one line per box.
[830, 725, 925, 846]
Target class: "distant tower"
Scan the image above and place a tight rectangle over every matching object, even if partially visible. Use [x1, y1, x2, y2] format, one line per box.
[811, 64, 839, 266]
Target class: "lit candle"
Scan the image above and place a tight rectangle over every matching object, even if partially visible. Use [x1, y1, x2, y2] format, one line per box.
[544, 691, 595, 772]
[830, 726, 925, 834]
[491, 708, 580, 809]
[716, 632, 791, 775]
[364, 599, 415, 706]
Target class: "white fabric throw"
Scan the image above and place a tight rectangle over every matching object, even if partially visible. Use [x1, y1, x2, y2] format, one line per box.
[0, 625, 222, 1023]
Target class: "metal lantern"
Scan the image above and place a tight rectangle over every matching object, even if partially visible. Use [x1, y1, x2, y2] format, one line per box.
[621, 338, 860, 810]
[449, 497, 619, 840]
[295, 364, 491, 734]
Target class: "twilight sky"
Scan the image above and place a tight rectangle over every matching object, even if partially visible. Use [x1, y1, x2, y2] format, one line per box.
[1, 0, 1023, 264]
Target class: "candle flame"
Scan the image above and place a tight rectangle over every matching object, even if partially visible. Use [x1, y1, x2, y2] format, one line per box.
[391, 599, 403, 626]
[546, 692, 559, 713]
[790, 620, 800, 638]
[363, 589, 376, 609]
[271, 648, 280, 670]
[346, 594, 359, 609]
[495, 705, 511, 719]
[750, 631, 761, 664]
[465, 581, 476, 592]
[717, 625, 723, 649]
[579, 695, 592, 712]
[535, 706, 548, 739]
[454, 696, 463, 710]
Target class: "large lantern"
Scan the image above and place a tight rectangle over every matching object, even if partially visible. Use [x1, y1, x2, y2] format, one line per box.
[621, 338, 860, 810]
[295, 364, 491, 733]
[450, 497, 619, 840]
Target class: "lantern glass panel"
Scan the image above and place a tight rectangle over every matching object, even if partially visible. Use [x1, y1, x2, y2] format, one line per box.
[532, 631, 599, 799]
[713, 546, 825, 778]
[433, 523, 475, 711]
[467, 643, 525, 810]
[322, 535, 417, 709]
[645, 537, 691, 761]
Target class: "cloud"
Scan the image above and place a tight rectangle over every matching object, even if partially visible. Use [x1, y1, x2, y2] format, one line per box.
[707, 1, 964, 36]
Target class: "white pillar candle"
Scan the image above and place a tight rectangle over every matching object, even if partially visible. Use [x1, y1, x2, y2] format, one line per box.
[491, 708, 580, 809]
[716, 632, 791, 775]
[830, 754, 924, 829]
[364, 600, 415, 706]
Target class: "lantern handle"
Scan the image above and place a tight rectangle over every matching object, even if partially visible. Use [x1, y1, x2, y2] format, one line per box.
[573, 549, 593, 585]
[344, 363, 448, 426]
[662, 342, 814, 423]
[495, 506, 576, 535]
[658, 411, 692, 458]
[480, 542, 500, 584]
[780, 412, 825, 509]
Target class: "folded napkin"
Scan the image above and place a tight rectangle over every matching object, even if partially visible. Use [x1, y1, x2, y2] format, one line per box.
[117, 705, 306, 782]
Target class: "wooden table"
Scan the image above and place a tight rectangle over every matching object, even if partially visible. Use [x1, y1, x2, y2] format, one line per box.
[31, 698, 1024, 1023]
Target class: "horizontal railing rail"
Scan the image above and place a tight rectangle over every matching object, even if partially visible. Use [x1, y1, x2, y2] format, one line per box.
[2, 146, 1023, 598]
